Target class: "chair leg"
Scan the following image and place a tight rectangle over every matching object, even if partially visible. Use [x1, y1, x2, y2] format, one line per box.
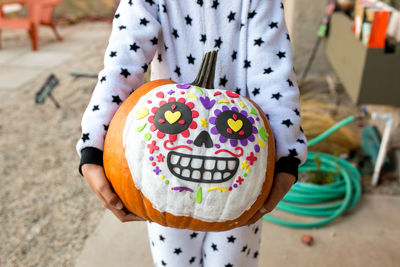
[29, 25, 39, 51]
[0, 29, 2, 50]
[50, 22, 63, 41]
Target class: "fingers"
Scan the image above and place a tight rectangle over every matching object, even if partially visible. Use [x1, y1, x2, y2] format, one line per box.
[109, 207, 145, 223]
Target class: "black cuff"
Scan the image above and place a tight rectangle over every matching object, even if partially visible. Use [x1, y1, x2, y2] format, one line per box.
[274, 156, 301, 182]
[79, 147, 104, 175]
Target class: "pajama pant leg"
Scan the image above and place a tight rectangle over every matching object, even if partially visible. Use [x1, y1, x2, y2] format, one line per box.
[202, 219, 262, 267]
[147, 219, 263, 267]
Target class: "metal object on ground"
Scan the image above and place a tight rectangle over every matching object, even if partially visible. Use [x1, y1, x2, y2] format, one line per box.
[35, 74, 60, 108]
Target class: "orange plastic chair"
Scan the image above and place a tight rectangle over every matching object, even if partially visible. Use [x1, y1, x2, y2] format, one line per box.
[0, 0, 63, 51]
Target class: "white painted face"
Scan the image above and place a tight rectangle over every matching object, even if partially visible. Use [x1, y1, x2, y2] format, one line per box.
[123, 83, 270, 222]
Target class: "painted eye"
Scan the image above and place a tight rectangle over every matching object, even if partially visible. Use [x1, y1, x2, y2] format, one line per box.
[154, 102, 193, 134]
[215, 110, 253, 140]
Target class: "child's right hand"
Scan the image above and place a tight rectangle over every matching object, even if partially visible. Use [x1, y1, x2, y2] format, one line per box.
[81, 164, 145, 223]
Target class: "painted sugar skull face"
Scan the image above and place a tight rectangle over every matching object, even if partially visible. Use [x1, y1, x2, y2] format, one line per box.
[123, 83, 270, 222]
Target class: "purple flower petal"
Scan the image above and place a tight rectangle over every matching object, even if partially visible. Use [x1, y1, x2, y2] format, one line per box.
[232, 107, 239, 112]
[209, 117, 216, 124]
[240, 139, 248, 146]
[253, 126, 258, 134]
[230, 139, 238, 147]
[215, 144, 221, 148]
[256, 117, 260, 121]
[248, 117, 255, 124]
[222, 105, 229, 111]
[214, 109, 222, 116]
[177, 83, 191, 89]
[248, 134, 255, 142]
[240, 110, 248, 117]
[219, 135, 228, 143]
[211, 126, 219, 135]
[254, 145, 260, 153]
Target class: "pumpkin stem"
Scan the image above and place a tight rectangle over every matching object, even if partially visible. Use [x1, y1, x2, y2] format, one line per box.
[191, 50, 218, 89]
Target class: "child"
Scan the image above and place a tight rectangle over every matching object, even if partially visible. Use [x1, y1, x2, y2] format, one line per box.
[77, 0, 307, 266]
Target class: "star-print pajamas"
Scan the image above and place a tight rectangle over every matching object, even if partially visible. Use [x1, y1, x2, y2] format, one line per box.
[77, 0, 307, 266]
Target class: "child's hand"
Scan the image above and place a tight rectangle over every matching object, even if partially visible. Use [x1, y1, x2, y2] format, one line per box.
[82, 164, 145, 223]
[246, 172, 296, 225]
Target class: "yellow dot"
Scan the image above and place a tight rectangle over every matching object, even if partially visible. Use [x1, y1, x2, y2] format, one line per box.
[239, 102, 246, 108]
[160, 175, 165, 180]
[218, 99, 229, 103]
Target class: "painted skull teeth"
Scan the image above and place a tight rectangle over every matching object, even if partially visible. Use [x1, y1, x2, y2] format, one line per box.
[167, 151, 239, 183]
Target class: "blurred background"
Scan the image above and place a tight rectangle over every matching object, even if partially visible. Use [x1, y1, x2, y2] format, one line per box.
[0, 0, 399, 266]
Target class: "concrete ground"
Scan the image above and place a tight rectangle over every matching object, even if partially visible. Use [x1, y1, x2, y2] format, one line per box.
[76, 195, 400, 267]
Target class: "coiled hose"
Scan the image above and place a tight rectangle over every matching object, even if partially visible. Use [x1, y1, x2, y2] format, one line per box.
[263, 115, 362, 228]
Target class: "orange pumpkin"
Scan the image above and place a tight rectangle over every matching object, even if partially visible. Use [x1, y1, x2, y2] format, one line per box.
[104, 51, 275, 232]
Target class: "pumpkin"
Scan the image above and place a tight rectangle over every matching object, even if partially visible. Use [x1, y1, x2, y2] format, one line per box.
[104, 51, 275, 232]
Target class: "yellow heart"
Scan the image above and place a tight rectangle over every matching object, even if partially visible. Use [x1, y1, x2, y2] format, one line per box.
[135, 106, 149, 120]
[228, 119, 243, 132]
[165, 111, 181, 124]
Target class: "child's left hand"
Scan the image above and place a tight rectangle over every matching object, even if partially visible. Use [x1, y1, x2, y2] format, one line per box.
[246, 172, 296, 225]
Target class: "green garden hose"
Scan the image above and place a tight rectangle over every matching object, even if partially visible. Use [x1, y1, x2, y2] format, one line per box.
[263, 115, 362, 228]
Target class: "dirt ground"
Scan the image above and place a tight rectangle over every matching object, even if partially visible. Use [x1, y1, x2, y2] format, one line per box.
[0, 30, 106, 266]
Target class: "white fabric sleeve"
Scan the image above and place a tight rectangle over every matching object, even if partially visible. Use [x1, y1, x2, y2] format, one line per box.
[76, 0, 161, 157]
[247, 0, 308, 168]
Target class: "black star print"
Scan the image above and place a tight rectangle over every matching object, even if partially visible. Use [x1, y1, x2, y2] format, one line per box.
[235, 88, 241, 95]
[185, 15, 192, 25]
[264, 67, 274, 74]
[120, 68, 131, 78]
[287, 79, 294, 87]
[174, 248, 182, 255]
[281, 2, 284, 9]
[225, 264, 233, 267]
[214, 37, 223, 48]
[241, 245, 248, 252]
[289, 148, 298, 157]
[254, 226, 259, 234]
[189, 257, 196, 264]
[247, 248, 251, 256]
[227, 235, 236, 243]
[227, 11, 236, 22]
[157, 54, 162, 62]
[109, 51, 117, 58]
[128, 0, 133, 6]
[282, 119, 293, 128]
[212, 0, 219, 9]
[150, 37, 158, 45]
[112, 95, 122, 105]
[231, 50, 237, 61]
[211, 243, 218, 251]
[269, 21, 279, 29]
[165, 44, 168, 51]
[190, 232, 198, 239]
[140, 17, 149, 26]
[92, 105, 99, 111]
[248, 10, 257, 19]
[174, 66, 181, 77]
[287, 33, 291, 41]
[159, 235, 165, 242]
[200, 34, 207, 43]
[103, 124, 109, 131]
[266, 114, 270, 120]
[294, 108, 300, 116]
[300, 126, 304, 133]
[219, 75, 228, 87]
[297, 138, 305, 144]
[114, 13, 120, 19]
[100, 76, 106, 83]
[118, 25, 126, 30]
[240, 23, 245, 29]
[162, 4, 167, 13]
[243, 59, 251, 68]
[142, 63, 148, 73]
[277, 51, 286, 59]
[130, 42, 140, 52]
[197, 0, 203, 6]
[187, 54, 195, 64]
[253, 251, 259, 258]
[172, 28, 179, 39]
[151, 241, 154, 246]
[81, 133, 89, 143]
[254, 37, 264, 46]
[272, 92, 282, 100]
[252, 88, 260, 96]
[145, 0, 155, 6]
[161, 260, 167, 266]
